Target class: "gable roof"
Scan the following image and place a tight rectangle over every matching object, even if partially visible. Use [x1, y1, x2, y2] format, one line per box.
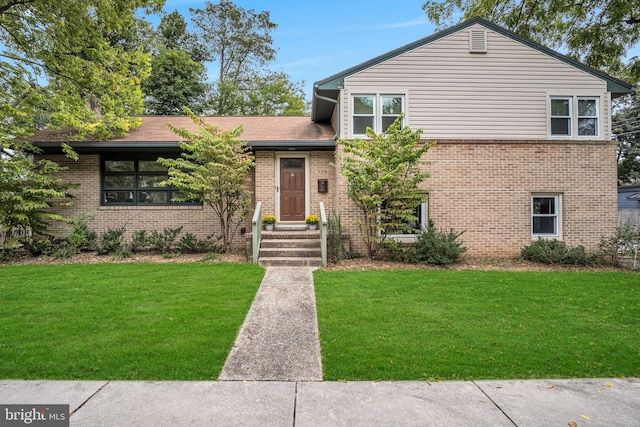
[312, 17, 635, 122]
[31, 116, 336, 154]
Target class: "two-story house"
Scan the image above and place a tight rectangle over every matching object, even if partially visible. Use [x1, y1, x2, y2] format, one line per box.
[32, 18, 634, 261]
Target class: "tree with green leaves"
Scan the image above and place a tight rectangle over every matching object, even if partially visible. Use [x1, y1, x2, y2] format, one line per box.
[422, 0, 640, 83]
[188, 0, 306, 115]
[159, 108, 255, 253]
[614, 94, 640, 184]
[0, 0, 163, 141]
[142, 49, 208, 115]
[337, 117, 434, 258]
[142, 10, 209, 115]
[190, 0, 277, 84]
[0, 152, 76, 249]
[0, 0, 162, 244]
[212, 70, 307, 116]
[157, 10, 190, 52]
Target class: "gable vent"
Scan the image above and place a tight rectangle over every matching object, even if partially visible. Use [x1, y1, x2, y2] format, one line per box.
[469, 29, 487, 53]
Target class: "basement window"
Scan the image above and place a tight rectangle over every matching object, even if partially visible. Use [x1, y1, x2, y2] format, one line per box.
[532, 194, 561, 238]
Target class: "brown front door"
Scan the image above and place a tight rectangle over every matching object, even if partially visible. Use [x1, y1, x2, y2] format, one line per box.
[280, 158, 305, 221]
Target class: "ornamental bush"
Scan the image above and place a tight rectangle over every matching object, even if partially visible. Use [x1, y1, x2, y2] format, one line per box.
[403, 221, 467, 266]
[386, 220, 467, 266]
[521, 239, 601, 265]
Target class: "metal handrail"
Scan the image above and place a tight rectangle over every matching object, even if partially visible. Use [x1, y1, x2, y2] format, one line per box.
[252, 201, 263, 264]
[319, 202, 328, 267]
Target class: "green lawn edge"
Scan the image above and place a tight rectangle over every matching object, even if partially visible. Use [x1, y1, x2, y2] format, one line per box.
[314, 269, 640, 381]
[0, 262, 264, 380]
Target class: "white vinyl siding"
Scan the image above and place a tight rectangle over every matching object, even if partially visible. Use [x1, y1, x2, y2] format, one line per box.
[341, 23, 610, 140]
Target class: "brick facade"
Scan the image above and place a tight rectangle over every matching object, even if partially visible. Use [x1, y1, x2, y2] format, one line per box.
[44, 138, 616, 258]
[334, 140, 618, 257]
[254, 151, 336, 220]
[45, 154, 251, 249]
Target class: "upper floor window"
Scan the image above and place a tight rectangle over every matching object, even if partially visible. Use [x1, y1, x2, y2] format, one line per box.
[550, 97, 571, 136]
[549, 96, 599, 137]
[577, 98, 598, 136]
[353, 95, 375, 135]
[352, 94, 404, 136]
[101, 157, 199, 206]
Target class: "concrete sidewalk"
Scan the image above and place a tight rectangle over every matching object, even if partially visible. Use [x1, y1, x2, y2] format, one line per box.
[219, 267, 322, 381]
[1, 378, 639, 426]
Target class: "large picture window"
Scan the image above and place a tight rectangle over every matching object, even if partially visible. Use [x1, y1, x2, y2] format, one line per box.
[101, 157, 197, 206]
[352, 94, 404, 136]
[532, 194, 560, 238]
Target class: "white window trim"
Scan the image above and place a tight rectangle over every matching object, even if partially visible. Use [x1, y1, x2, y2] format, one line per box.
[547, 93, 602, 139]
[577, 97, 599, 137]
[531, 193, 562, 239]
[550, 96, 572, 137]
[352, 95, 375, 137]
[351, 93, 406, 137]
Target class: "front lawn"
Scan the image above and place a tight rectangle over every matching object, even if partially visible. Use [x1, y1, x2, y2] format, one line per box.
[314, 270, 640, 381]
[0, 263, 264, 380]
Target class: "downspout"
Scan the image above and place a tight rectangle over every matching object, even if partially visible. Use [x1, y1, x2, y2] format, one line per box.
[313, 87, 340, 141]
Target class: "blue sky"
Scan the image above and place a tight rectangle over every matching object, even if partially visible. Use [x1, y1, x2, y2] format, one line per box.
[160, 0, 437, 99]
[158, 1, 639, 100]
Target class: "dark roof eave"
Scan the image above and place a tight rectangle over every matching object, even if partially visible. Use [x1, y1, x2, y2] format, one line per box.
[32, 141, 183, 155]
[248, 141, 335, 150]
[32, 140, 336, 155]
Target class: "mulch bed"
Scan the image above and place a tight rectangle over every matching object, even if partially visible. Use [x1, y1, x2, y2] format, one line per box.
[2, 251, 634, 272]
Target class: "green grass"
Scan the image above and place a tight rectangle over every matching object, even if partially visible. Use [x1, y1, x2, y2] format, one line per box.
[0, 263, 264, 380]
[314, 270, 640, 381]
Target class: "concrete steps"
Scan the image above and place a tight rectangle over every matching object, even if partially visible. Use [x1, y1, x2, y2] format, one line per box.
[258, 230, 323, 267]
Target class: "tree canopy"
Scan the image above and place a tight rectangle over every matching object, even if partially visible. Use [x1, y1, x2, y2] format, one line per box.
[186, 0, 305, 115]
[141, 2, 307, 116]
[0, 0, 162, 243]
[614, 94, 640, 184]
[142, 49, 208, 115]
[422, 0, 640, 84]
[0, 0, 163, 142]
[190, 0, 277, 84]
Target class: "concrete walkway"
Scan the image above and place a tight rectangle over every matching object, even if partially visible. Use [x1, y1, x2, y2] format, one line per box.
[1, 378, 638, 426]
[219, 267, 322, 381]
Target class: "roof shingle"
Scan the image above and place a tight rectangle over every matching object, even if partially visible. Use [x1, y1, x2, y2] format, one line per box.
[30, 116, 335, 142]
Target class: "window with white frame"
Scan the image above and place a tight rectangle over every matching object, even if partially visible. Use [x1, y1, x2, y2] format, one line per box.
[550, 97, 571, 136]
[381, 95, 403, 131]
[353, 95, 375, 135]
[531, 194, 560, 237]
[577, 97, 598, 136]
[352, 94, 404, 136]
[549, 96, 599, 137]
